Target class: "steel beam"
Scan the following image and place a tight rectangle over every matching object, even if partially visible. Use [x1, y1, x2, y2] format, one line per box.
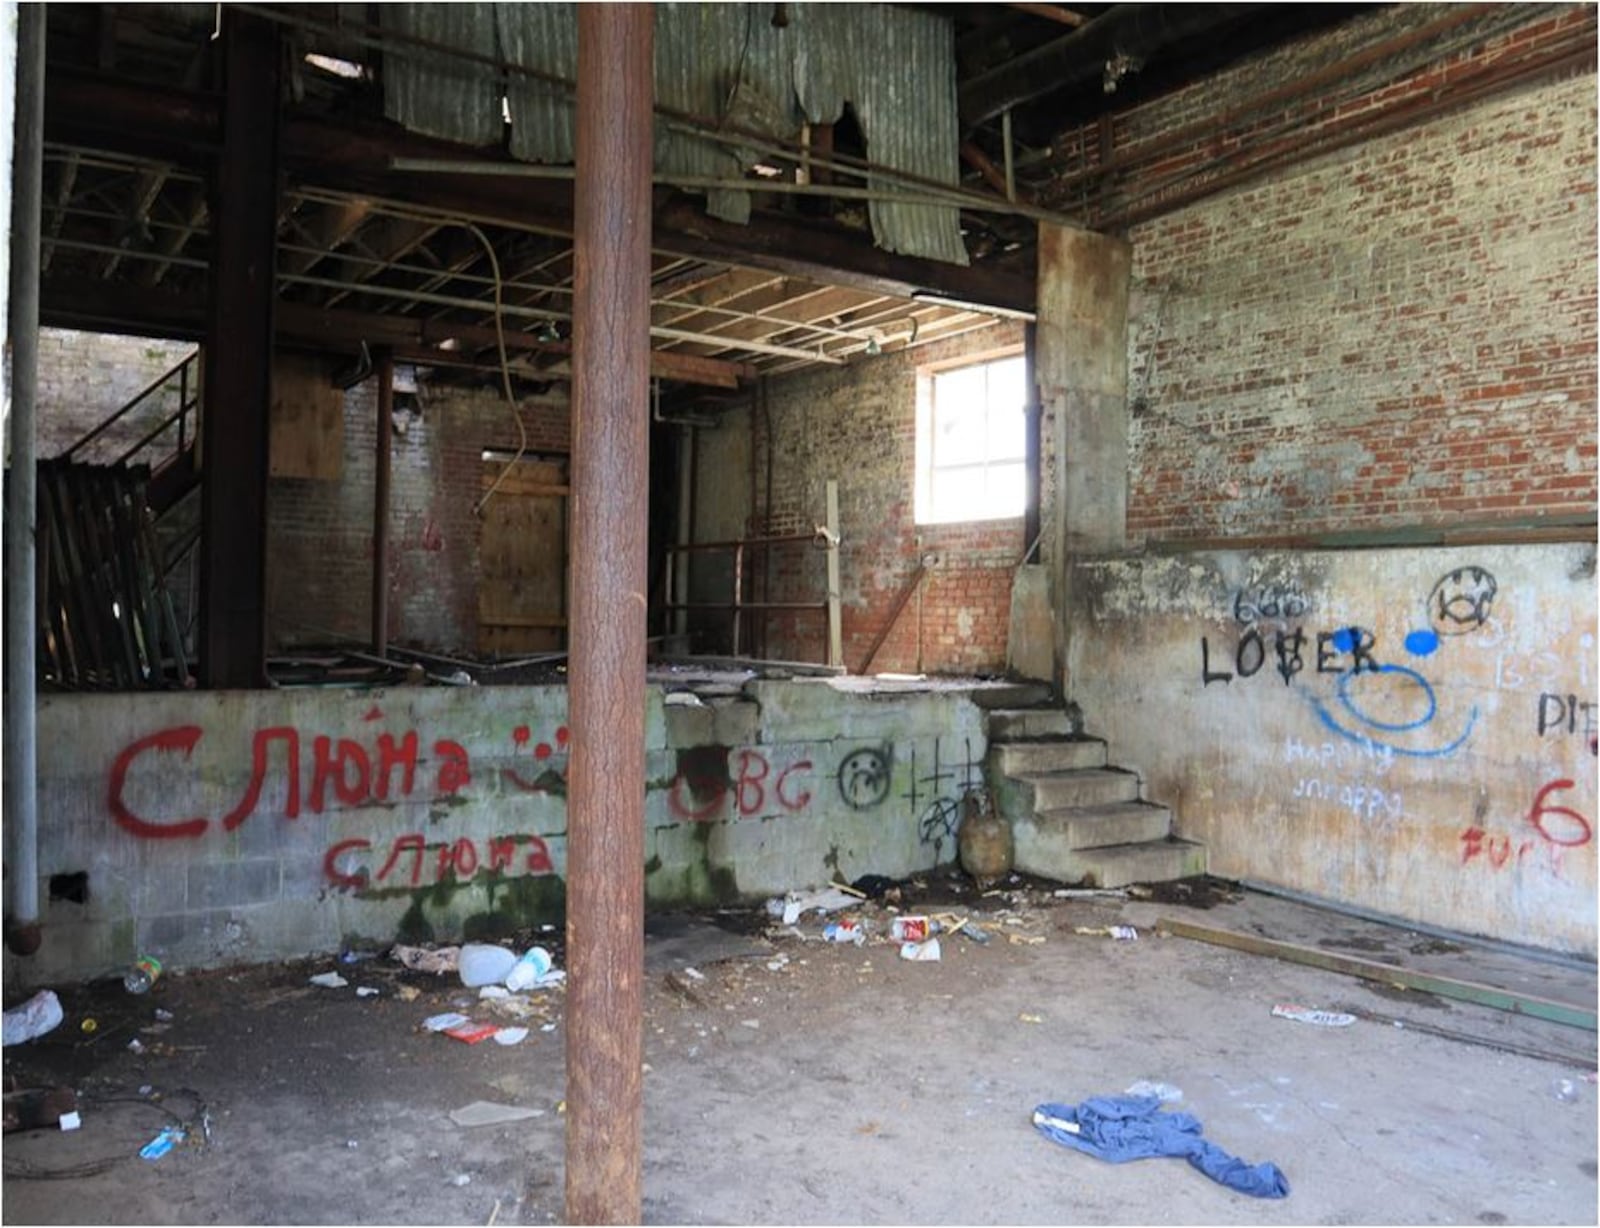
[199, 11, 279, 688]
[565, 5, 652, 1223]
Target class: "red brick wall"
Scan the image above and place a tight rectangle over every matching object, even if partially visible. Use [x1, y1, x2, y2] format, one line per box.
[266, 375, 570, 654]
[744, 323, 1026, 675]
[1045, 5, 1597, 545]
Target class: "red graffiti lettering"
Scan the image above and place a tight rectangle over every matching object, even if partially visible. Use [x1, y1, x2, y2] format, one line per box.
[323, 838, 372, 890]
[775, 760, 813, 812]
[1487, 833, 1512, 868]
[489, 836, 517, 872]
[437, 837, 479, 881]
[526, 836, 554, 874]
[108, 726, 210, 840]
[434, 740, 471, 794]
[377, 833, 427, 886]
[1528, 779, 1592, 848]
[734, 750, 770, 815]
[310, 736, 372, 812]
[375, 731, 419, 800]
[1460, 826, 1486, 864]
[221, 727, 301, 830]
[669, 773, 725, 820]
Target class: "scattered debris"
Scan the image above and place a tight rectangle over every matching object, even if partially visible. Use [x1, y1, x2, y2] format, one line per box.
[1126, 1080, 1184, 1103]
[823, 921, 866, 946]
[355, 987, 381, 998]
[505, 947, 564, 991]
[890, 916, 932, 942]
[1054, 888, 1129, 899]
[154, 1009, 175, 1023]
[1551, 1078, 1580, 1103]
[127, 1038, 146, 1056]
[899, 939, 941, 962]
[766, 887, 859, 926]
[3, 1086, 78, 1133]
[459, 944, 520, 988]
[58, 1111, 81, 1132]
[139, 1127, 186, 1161]
[394, 944, 462, 975]
[850, 874, 901, 903]
[1074, 925, 1139, 941]
[740, 1019, 761, 1029]
[396, 985, 421, 1003]
[309, 972, 349, 989]
[123, 956, 163, 995]
[1019, 1013, 1044, 1024]
[423, 1012, 472, 1033]
[493, 1027, 529, 1047]
[449, 1101, 544, 1128]
[1007, 933, 1046, 946]
[340, 949, 378, 964]
[1271, 1004, 1356, 1027]
[664, 971, 707, 1007]
[443, 1021, 500, 1045]
[448, 1173, 472, 1187]
[2, 990, 64, 1047]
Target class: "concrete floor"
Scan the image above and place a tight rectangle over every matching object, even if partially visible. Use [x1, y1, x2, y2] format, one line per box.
[3, 882, 1595, 1225]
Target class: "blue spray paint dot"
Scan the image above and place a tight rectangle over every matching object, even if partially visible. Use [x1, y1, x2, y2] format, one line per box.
[1331, 628, 1356, 653]
[1404, 628, 1440, 657]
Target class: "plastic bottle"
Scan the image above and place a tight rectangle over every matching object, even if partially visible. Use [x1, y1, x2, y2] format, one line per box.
[504, 947, 554, 992]
[458, 943, 519, 988]
[124, 955, 162, 994]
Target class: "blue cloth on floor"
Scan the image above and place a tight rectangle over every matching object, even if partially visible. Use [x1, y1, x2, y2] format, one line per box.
[1033, 1095, 1290, 1199]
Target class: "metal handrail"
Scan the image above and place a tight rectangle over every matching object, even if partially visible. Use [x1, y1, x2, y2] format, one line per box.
[62, 349, 199, 465]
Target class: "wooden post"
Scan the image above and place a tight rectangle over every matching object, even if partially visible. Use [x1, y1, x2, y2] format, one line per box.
[565, 5, 653, 1223]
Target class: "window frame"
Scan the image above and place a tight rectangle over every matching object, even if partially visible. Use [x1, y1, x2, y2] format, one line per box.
[913, 346, 1028, 526]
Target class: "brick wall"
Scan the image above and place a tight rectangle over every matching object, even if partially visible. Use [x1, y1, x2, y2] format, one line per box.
[739, 322, 1026, 675]
[1043, 5, 1597, 545]
[35, 328, 194, 460]
[266, 374, 571, 654]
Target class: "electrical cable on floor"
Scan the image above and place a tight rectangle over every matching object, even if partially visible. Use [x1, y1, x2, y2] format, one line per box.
[2, 1087, 209, 1181]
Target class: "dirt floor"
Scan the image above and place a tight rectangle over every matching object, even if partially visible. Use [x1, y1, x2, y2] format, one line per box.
[3, 877, 1596, 1226]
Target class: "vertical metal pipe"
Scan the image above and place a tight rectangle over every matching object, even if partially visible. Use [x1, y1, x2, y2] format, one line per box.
[565, 5, 652, 1224]
[824, 479, 842, 668]
[672, 425, 693, 641]
[1002, 107, 1017, 202]
[372, 347, 393, 656]
[4, 0, 45, 956]
[1022, 321, 1040, 563]
[732, 542, 743, 656]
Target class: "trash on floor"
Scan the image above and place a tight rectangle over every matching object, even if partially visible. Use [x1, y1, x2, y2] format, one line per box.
[2, 1086, 78, 1133]
[766, 887, 859, 926]
[124, 956, 163, 994]
[1271, 1004, 1356, 1027]
[823, 921, 866, 946]
[1019, 1013, 1044, 1024]
[443, 1020, 500, 1044]
[849, 874, 902, 903]
[58, 1110, 81, 1132]
[506, 947, 564, 991]
[423, 1012, 472, 1033]
[1032, 1095, 1289, 1199]
[139, 1126, 187, 1161]
[448, 1101, 544, 1128]
[355, 987, 381, 998]
[309, 971, 349, 989]
[1074, 925, 1138, 940]
[2, 990, 64, 1047]
[492, 1027, 529, 1046]
[890, 916, 932, 942]
[393, 944, 462, 974]
[1054, 888, 1129, 899]
[458, 943, 519, 988]
[899, 938, 942, 962]
[1125, 1080, 1184, 1103]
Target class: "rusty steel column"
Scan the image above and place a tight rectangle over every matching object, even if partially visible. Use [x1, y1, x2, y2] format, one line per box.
[372, 347, 393, 656]
[565, 5, 653, 1225]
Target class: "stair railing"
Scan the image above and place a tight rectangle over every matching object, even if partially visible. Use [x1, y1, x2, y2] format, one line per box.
[61, 349, 201, 470]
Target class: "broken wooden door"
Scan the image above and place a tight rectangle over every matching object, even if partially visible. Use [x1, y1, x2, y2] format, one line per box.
[478, 456, 568, 654]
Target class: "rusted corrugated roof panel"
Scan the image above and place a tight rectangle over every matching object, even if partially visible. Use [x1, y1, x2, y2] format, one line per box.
[379, 2, 966, 265]
[383, 3, 501, 148]
[500, 3, 578, 165]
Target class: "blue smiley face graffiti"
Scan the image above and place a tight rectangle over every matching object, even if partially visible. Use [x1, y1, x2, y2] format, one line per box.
[1309, 570, 1493, 759]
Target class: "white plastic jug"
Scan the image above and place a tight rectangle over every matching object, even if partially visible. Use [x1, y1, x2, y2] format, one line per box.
[458, 943, 518, 988]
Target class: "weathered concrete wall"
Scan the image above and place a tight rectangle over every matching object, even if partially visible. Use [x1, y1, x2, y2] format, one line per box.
[1066, 543, 1597, 955]
[19, 682, 987, 985]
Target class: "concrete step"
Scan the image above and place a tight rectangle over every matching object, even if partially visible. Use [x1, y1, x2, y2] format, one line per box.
[969, 682, 1054, 710]
[1013, 834, 1207, 888]
[1015, 767, 1140, 811]
[986, 708, 1078, 741]
[1068, 839, 1209, 889]
[1015, 801, 1174, 857]
[990, 738, 1106, 776]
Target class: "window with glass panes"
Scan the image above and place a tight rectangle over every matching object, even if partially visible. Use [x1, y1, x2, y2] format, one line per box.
[915, 353, 1026, 524]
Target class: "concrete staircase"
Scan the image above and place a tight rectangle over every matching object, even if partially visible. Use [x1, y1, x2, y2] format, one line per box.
[980, 697, 1206, 889]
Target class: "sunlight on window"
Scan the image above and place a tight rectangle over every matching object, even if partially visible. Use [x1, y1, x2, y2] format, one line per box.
[915, 354, 1026, 524]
